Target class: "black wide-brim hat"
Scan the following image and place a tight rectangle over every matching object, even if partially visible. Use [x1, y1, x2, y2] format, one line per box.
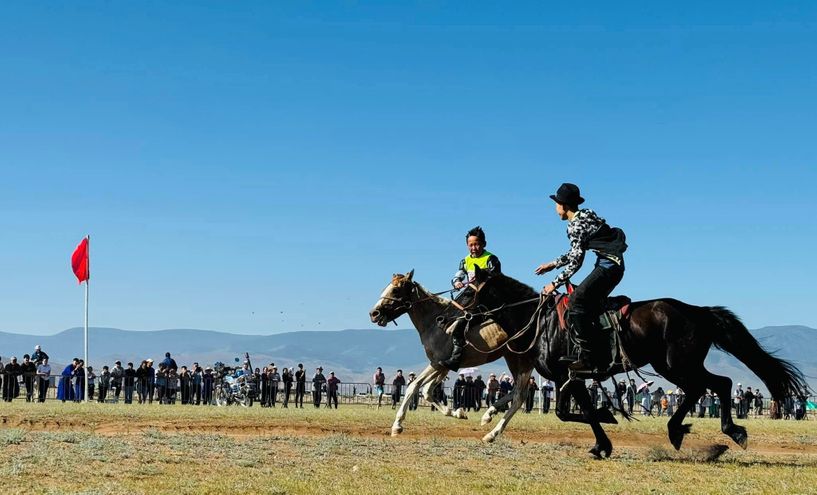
[549, 182, 585, 206]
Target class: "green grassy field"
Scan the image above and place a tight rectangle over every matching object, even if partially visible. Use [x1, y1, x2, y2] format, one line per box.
[0, 402, 814, 494]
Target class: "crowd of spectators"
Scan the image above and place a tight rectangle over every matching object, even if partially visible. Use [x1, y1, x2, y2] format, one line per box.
[1, 345, 811, 420]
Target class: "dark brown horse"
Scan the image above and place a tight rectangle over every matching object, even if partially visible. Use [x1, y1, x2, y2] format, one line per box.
[465, 266, 810, 456]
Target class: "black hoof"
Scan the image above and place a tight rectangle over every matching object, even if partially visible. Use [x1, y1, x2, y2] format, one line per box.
[729, 425, 748, 450]
[669, 423, 692, 451]
[589, 443, 612, 459]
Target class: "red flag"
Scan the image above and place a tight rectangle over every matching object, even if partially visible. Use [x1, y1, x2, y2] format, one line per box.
[71, 237, 90, 284]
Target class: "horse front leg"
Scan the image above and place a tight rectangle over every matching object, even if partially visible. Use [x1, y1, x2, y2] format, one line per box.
[392, 365, 438, 436]
[482, 369, 531, 443]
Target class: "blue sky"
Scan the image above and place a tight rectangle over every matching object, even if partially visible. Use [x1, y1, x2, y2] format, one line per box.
[1, 2, 815, 335]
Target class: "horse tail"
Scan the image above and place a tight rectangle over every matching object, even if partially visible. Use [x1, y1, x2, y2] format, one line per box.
[706, 306, 810, 400]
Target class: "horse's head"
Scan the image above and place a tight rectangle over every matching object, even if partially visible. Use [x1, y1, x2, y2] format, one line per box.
[369, 269, 416, 327]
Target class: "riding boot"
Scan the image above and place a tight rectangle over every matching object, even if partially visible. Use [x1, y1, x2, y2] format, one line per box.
[438, 319, 466, 371]
[567, 312, 595, 373]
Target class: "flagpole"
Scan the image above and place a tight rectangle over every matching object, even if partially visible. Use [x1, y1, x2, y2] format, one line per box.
[84, 235, 90, 403]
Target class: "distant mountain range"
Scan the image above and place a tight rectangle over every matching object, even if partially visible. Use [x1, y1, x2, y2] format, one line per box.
[1, 325, 814, 394]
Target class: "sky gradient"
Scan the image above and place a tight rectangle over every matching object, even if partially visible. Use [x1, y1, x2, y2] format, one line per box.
[1, 2, 815, 335]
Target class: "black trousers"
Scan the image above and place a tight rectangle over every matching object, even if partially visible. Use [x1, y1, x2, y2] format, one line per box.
[38, 378, 49, 402]
[283, 382, 292, 406]
[328, 390, 338, 408]
[568, 259, 624, 358]
[295, 382, 305, 407]
[270, 384, 278, 407]
[112, 382, 122, 401]
[24, 377, 35, 402]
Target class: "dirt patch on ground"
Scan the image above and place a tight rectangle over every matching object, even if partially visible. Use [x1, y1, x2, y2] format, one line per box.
[3, 413, 815, 457]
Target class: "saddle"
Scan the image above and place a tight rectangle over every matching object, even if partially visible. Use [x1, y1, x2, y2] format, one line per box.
[553, 283, 633, 376]
[553, 283, 632, 333]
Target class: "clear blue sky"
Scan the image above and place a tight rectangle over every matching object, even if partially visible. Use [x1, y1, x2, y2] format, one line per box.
[1, 2, 815, 335]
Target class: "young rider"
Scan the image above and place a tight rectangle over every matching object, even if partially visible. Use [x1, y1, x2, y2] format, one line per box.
[439, 226, 502, 371]
[535, 183, 627, 373]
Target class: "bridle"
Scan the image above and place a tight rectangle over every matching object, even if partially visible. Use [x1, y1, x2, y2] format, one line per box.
[376, 281, 486, 326]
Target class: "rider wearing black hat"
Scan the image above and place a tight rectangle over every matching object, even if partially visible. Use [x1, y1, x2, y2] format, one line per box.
[535, 183, 627, 373]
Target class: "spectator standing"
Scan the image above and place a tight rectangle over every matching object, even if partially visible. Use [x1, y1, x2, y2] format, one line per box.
[734, 383, 744, 419]
[3, 357, 21, 402]
[202, 367, 214, 405]
[36, 357, 51, 402]
[525, 377, 538, 413]
[626, 379, 637, 415]
[373, 367, 386, 408]
[191, 364, 203, 405]
[392, 370, 406, 409]
[97, 366, 110, 403]
[269, 367, 281, 407]
[146, 359, 156, 404]
[167, 368, 179, 404]
[453, 373, 466, 409]
[312, 367, 326, 408]
[161, 352, 178, 372]
[326, 371, 340, 409]
[744, 387, 755, 418]
[73, 360, 85, 402]
[21, 355, 36, 402]
[407, 372, 419, 410]
[486, 373, 499, 407]
[57, 359, 77, 402]
[473, 375, 486, 411]
[135, 360, 149, 404]
[110, 361, 124, 403]
[294, 363, 306, 408]
[32, 345, 49, 365]
[755, 391, 764, 417]
[282, 367, 293, 408]
[123, 362, 136, 404]
[498, 376, 513, 412]
[542, 380, 554, 414]
[179, 366, 192, 404]
[464, 375, 476, 411]
[259, 366, 269, 406]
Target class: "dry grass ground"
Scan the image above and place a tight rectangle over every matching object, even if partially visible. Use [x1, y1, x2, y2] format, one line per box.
[0, 402, 815, 494]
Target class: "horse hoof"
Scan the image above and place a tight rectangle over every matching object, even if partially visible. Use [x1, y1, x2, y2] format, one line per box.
[455, 408, 468, 420]
[482, 433, 496, 444]
[589, 443, 612, 459]
[729, 425, 748, 450]
[391, 426, 403, 436]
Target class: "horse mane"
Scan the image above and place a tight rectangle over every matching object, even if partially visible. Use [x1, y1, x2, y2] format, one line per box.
[490, 273, 538, 301]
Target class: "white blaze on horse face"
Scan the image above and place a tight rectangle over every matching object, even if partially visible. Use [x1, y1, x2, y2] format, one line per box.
[375, 283, 397, 309]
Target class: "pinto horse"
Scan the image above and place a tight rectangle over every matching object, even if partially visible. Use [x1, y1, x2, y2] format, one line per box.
[369, 270, 541, 441]
[465, 266, 810, 456]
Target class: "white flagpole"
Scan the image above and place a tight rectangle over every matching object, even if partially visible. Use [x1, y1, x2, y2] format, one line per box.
[84, 235, 90, 403]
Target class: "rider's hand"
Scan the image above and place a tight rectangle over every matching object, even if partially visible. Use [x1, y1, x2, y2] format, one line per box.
[453, 281, 464, 289]
[535, 262, 555, 275]
[541, 283, 556, 295]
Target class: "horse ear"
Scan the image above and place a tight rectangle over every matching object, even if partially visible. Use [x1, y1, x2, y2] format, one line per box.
[473, 265, 485, 281]
[405, 269, 414, 281]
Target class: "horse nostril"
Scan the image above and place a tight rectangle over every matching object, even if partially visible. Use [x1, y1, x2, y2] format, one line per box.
[371, 310, 381, 319]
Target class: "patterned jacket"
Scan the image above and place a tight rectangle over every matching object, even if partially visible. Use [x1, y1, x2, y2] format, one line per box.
[551, 209, 606, 288]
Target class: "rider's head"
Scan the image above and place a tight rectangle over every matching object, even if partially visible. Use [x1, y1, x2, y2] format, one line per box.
[466, 226, 486, 257]
[550, 183, 584, 221]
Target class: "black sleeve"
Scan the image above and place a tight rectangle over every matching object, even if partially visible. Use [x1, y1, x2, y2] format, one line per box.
[487, 255, 501, 274]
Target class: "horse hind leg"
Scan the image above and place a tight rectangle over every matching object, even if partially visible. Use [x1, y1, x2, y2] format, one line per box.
[705, 370, 747, 449]
[483, 370, 531, 444]
[481, 393, 512, 426]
